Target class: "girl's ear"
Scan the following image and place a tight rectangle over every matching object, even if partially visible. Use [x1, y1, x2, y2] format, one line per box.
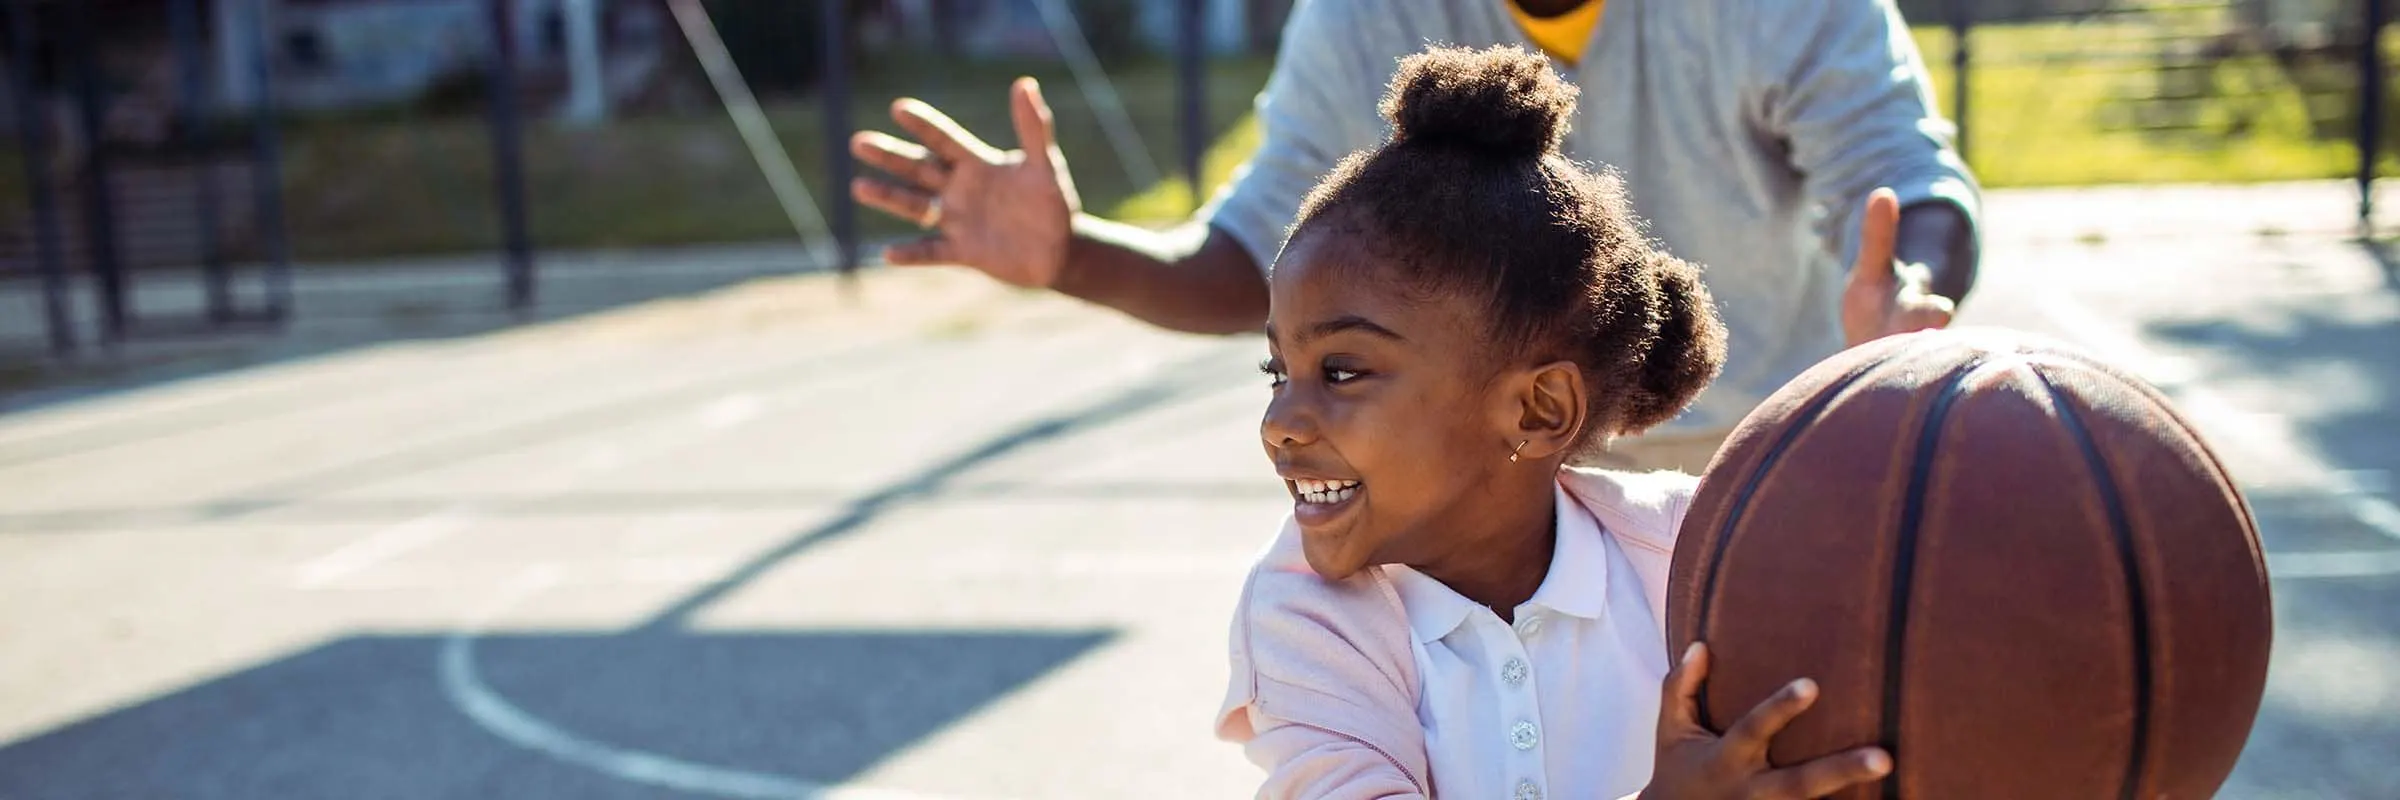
[1500, 360, 1586, 463]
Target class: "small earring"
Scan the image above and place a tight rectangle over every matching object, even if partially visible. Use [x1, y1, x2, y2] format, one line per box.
[1509, 440, 1529, 463]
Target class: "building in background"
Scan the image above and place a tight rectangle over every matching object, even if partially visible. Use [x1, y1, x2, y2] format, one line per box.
[215, 0, 670, 114]
[877, 0, 1284, 60]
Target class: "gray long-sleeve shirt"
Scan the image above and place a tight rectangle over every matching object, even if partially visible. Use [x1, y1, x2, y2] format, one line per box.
[1201, 0, 1981, 435]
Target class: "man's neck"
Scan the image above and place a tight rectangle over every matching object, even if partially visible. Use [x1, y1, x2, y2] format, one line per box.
[1512, 0, 1595, 19]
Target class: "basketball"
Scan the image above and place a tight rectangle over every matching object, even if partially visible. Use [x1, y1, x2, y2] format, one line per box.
[1665, 328, 2273, 799]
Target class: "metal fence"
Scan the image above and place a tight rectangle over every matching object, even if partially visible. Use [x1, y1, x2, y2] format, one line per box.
[1, 0, 1238, 357]
[5, 0, 293, 354]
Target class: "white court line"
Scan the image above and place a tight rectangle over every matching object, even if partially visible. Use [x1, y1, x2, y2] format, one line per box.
[437, 565, 971, 800]
[697, 393, 764, 430]
[289, 342, 956, 591]
[294, 389, 774, 590]
[295, 561, 727, 592]
[294, 507, 481, 588]
[296, 539, 1255, 590]
[2039, 293, 2400, 576]
[2263, 550, 2400, 580]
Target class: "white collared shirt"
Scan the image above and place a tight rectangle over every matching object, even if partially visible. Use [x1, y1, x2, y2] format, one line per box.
[1387, 485, 1669, 800]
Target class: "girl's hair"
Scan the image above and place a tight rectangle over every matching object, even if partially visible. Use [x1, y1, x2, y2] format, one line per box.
[1286, 45, 1728, 451]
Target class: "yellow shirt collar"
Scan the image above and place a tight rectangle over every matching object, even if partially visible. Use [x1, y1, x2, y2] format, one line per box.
[1506, 0, 1605, 66]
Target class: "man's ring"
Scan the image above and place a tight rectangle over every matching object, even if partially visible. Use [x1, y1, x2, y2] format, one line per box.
[919, 196, 944, 229]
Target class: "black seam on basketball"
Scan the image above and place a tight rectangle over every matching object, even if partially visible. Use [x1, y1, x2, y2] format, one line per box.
[2036, 351, 2266, 571]
[1688, 359, 1885, 731]
[2034, 365, 2155, 800]
[1879, 357, 1988, 800]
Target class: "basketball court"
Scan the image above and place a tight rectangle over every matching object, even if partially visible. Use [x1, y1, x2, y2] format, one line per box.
[0, 182, 2394, 798]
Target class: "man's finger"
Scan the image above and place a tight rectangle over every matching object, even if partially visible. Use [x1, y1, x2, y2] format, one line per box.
[883, 235, 956, 267]
[1853, 187, 1902, 279]
[1658, 642, 1709, 732]
[891, 98, 997, 164]
[851, 177, 935, 226]
[1747, 747, 1893, 800]
[1010, 77, 1057, 169]
[852, 131, 949, 190]
[1900, 301, 1956, 332]
[1723, 678, 1819, 759]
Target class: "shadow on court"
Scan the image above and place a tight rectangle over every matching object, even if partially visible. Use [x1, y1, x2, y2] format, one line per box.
[2144, 272, 2400, 512]
[2134, 242, 2400, 794]
[2369, 239, 2398, 289]
[0, 629, 1114, 799]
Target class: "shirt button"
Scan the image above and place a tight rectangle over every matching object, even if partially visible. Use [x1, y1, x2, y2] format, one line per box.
[1514, 780, 1543, 800]
[1515, 614, 1544, 637]
[1501, 656, 1528, 688]
[1510, 720, 1540, 751]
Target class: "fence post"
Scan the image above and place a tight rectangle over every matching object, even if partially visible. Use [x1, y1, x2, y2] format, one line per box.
[1178, 0, 1206, 210]
[245, 0, 292, 320]
[65, 0, 127, 343]
[9, 0, 74, 354]
[170, 0, 232, 323]
[822, 0, 858, 276]
[487, 0, 536, 310]
[1949, 0, 1971, 162]
[2363, 0, 2387, 234]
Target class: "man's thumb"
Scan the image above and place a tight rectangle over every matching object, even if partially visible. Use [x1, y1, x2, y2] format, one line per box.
[1010, 77, 1056, 167]
[1853, 188, 1902, 280]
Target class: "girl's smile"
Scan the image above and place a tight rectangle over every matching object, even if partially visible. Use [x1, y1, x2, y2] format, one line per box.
[1282, 474, 1363, 526]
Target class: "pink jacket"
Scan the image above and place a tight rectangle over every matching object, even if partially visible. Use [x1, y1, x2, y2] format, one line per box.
[1215, 467, 1695, 798]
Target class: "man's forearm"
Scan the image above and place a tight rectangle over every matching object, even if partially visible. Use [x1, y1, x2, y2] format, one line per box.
[1051, 215, 1271, 335]
[1894, 201, 1979, 305]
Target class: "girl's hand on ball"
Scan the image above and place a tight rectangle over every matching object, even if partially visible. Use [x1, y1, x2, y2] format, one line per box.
[1638, 643, 1893, 800]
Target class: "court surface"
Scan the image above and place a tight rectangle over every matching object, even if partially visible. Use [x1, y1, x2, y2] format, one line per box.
[1, 183, 2395, 798]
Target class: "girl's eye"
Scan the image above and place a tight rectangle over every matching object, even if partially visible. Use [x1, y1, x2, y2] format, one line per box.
[1259, 359, 1288, 389]
[1322, 359, 1368, 384]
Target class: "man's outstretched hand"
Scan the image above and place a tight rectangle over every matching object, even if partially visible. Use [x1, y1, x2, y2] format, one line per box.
[849, 77, 1080, 288]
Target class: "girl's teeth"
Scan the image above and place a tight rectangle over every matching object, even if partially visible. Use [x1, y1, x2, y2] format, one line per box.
[1298, 483, 1360, 505]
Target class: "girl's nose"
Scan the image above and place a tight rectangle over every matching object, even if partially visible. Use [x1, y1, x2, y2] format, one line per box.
[1260, 390, 1320, 451]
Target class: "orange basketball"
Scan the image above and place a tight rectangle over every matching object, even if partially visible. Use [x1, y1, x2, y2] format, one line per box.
[1666, 329, 2272, 799]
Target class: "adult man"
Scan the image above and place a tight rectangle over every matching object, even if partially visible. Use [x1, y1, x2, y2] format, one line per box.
[849, 0, 1979, 472]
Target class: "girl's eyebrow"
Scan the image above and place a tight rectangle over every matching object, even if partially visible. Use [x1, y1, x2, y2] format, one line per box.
[1306, 314, 1407, 344]
[1264, 314, 1408, 346]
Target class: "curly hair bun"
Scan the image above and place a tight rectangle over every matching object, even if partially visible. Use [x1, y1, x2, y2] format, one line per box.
[1619, 252, 1730, 432]
[1380, 45, 1577, 159]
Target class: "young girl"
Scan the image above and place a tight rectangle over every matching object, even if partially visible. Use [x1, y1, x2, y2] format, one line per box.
[1218, 47, 1892, 799]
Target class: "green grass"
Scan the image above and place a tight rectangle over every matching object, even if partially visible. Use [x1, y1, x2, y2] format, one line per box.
[267, 55, 1275, 261]
[1107, 110, 1264, 222]
[1912, 21, 2400, 186]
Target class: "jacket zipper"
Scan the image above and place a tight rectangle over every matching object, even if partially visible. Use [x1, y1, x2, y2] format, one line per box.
[1283, 720, 1427, 797]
